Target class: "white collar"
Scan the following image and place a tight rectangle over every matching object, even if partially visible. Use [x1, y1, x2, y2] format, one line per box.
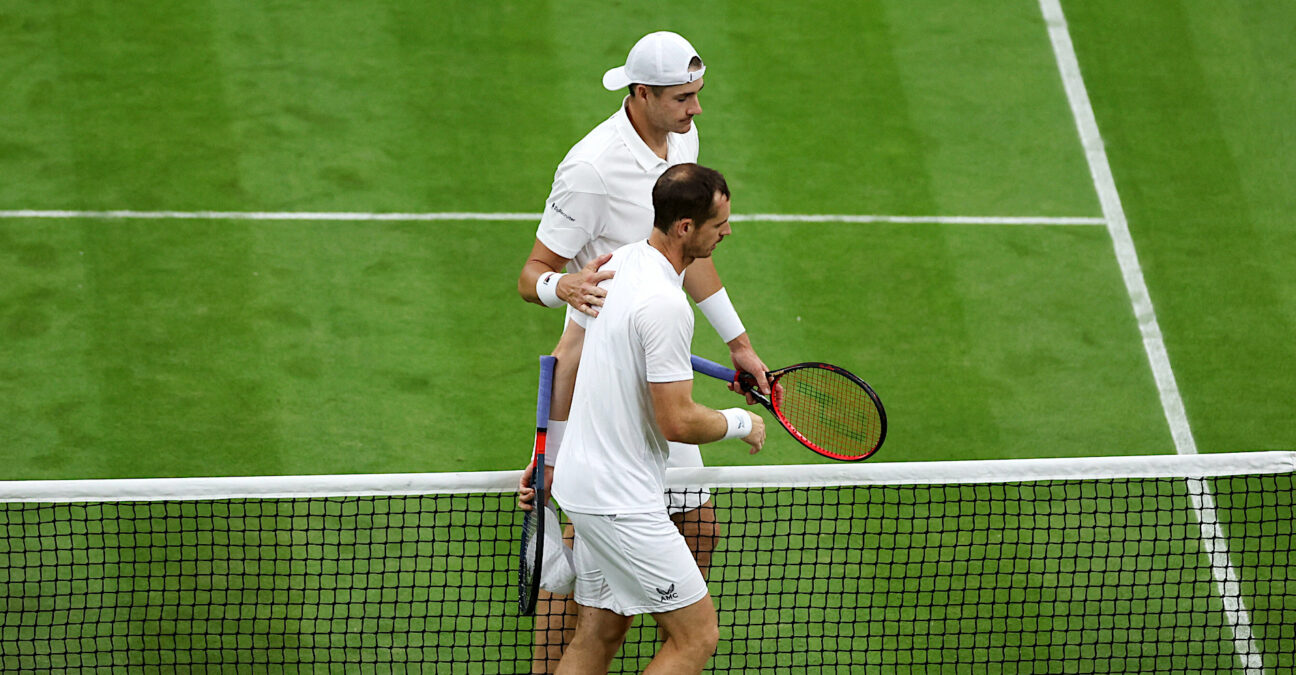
[639, 240, 686, 286]
[614, 99, 671, 173]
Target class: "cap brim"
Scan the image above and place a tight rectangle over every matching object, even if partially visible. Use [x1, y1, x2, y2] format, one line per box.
[602, 66, 631, 91]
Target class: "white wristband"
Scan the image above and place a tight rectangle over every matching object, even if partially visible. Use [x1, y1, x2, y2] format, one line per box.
[543, 420, 566, 467]
[697, 287, 746, 343]
[536, 271, 566, 308]
[720, 408, 751, 441]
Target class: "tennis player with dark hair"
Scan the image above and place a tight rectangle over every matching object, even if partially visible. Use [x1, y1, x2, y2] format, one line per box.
[515, 31, 770, 672]
[550, 163, 765, 674]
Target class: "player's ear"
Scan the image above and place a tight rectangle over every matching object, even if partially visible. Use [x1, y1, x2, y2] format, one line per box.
[676, 218, 693, 237]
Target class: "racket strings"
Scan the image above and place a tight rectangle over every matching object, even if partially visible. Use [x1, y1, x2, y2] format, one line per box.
[517, 460, 545, 614]
[518, 506, 541, 611]
[775, 367, 884, 458]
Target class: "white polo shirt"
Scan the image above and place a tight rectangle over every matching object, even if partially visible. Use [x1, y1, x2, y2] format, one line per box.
[552, 240, 695, 515]
[537, 99, 708, 505]
[536, 100, 699, 276]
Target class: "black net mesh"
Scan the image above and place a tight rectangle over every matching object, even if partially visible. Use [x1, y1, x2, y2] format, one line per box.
[2, 471, 1292, 673]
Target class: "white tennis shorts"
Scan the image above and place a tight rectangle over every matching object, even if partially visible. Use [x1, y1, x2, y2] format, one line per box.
[567, 509, 708, 616]
[664, 441, 712, 514]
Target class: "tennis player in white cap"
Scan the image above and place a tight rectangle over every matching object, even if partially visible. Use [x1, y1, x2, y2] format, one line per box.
[516, 31, 771, 673]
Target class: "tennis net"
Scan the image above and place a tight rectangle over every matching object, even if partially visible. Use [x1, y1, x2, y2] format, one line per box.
[2, 452, 1293, 673]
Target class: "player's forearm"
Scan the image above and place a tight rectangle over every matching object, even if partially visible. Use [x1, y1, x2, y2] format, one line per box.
[651, 380, 754, 445]
[654, 401, 732, 445]
[518, 259, 561, 305]
[687, 259, 750, 345]
[726, 332, 755, 354]
[682, 256, 723, 303]
[519, 238, 577, 307]
[547, 321, 584, 421]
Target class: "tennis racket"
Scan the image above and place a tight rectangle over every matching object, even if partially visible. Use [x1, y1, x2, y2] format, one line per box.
[691, 355, 886, 461]
[518, 355, 556, 615]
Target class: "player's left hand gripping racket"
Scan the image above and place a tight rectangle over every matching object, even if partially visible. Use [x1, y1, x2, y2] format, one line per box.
[518, 355, 556, 615]
[692, 355, 886, 461]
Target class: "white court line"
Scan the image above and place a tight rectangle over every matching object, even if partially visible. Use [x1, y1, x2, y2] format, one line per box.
[1039, 1, 1264, 672]
[733, 214, 1104, 225]
[0, 209, 541, 222]
[0, 209, 1105, 226]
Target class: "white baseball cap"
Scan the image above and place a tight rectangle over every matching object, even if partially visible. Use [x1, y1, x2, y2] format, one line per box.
[602, 31, 706, 91]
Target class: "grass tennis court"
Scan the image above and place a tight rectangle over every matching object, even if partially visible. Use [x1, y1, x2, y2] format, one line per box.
[4, 0, 1292, 478]
[1, 0, 1293, 672]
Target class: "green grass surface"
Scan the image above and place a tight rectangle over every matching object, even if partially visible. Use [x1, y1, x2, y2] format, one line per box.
[7, 0, 1292, 478]
[1, 0, 1294, 672]
[2, 216, 1176, 478]
[1063, 0, 1296, 454]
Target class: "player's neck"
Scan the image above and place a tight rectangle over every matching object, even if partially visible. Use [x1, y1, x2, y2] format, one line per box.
[625, 100, 669, 160]
[647, 231, 691, 274]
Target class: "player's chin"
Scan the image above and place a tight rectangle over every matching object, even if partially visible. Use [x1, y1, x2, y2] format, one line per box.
[677, 118, 694, 132]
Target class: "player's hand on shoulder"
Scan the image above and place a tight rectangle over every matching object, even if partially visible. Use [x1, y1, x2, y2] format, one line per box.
[743, 412, 766, 455]
[562, 253, 615, 317]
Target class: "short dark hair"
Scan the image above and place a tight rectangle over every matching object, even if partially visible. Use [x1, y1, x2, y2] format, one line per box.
[652, 163, 730, 233]
[628, 83, 668, 98]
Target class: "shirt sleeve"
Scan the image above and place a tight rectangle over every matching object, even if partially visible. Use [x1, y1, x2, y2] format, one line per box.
[568, 304, 589, 330]
[635, 292, 695, 383]
[536, 161, 608, 260]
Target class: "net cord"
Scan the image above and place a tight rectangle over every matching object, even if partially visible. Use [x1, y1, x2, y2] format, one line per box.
[1, 451, 1292, 503]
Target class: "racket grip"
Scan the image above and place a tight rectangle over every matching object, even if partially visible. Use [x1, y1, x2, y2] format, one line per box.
[536, 356, 557, 428]
[691, 355, 737, 383]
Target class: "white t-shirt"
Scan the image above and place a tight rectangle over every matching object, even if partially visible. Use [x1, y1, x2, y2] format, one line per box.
[536, 99, 699, 276]
[552, 240, 695, 515]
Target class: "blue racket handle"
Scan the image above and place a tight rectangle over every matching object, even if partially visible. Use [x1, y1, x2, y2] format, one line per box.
[691, 355, 737, 383]
[536, 356, 557, 428]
